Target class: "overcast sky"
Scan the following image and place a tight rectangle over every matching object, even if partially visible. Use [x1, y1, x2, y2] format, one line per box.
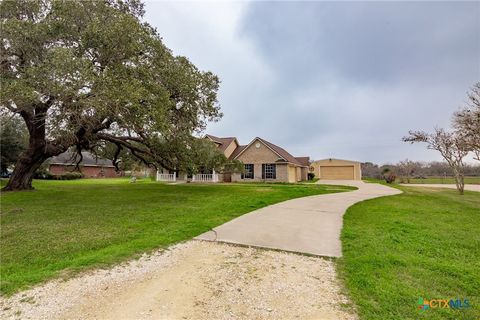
[144, 1, 479, 164]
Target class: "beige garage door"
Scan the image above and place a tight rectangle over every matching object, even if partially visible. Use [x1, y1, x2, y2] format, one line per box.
[320, 166, 354, 180]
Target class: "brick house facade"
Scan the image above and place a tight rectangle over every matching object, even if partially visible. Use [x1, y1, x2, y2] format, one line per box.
[229, 137, 309, 183]
[48, 151, 121, 178]
[156, 135, 309, 183]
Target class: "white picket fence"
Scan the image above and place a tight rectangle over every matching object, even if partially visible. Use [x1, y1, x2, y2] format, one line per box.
[192, 173, 219, 183]
[156, 172, 176, 182]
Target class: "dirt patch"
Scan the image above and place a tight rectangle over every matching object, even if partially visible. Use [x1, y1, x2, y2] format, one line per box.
[0, 241, 356, 320]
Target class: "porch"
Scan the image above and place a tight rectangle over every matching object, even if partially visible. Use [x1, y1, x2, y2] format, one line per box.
[192, 173, 219, 183]
[156, 170, 220, 183]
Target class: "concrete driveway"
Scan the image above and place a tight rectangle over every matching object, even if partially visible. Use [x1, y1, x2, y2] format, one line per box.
[196, 180, 401, 257]
[401, 183, 480, 192]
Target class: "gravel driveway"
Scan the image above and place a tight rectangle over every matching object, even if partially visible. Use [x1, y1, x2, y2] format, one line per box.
[0, 241, 356, 320]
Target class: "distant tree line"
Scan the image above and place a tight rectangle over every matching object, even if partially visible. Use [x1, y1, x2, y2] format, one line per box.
[362, 160, 480, 181]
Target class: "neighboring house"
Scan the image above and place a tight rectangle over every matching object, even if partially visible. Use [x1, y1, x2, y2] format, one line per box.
[48, 151, 120, 178]
[157, 134, 309, 183]
[310, 158, 362, 180]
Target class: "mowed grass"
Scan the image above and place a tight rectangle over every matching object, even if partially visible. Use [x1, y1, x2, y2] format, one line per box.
[405, 176, 480, 185]
[363, 176, 480, 185]
[338, 186, 480, 320]
[0, 178, 353, 295]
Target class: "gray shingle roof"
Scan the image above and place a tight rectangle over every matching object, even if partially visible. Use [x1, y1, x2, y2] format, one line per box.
[295, 157, 310, 167]
[205, 134, 237, 154]
[49, 151, 114, 167]
[256, 137, 306, 167]
[206, 134, 309, 167]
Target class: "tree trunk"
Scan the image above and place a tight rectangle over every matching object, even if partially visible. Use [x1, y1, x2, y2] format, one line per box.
[2, 105, 53, 192]
[2, 149, 48, 191]
[453, 169, 465, 195]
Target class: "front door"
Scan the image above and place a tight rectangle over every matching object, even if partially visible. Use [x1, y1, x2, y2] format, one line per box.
[223, 173, 232, 182]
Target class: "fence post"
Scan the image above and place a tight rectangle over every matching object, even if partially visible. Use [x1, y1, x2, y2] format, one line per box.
[173, 172, 176, 182]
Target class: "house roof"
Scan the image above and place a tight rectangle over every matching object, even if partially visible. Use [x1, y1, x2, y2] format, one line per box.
[228, 145, 246, 159]
[49, 151, 114, 167]
[312, 158, 360, 164]
[231, 137, 307, 167]
[206, 134, 308, 167]
[257, 137, 305, 167]
[295, 157, 310, 167]
[205, 134, 238, 154]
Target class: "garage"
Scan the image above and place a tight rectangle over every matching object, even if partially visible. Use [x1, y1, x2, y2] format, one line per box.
[320, 166, 354, 180]
[310, 158, 362, 180]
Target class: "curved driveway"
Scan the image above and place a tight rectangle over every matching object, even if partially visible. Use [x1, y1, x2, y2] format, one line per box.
[196, 181, 401, 257]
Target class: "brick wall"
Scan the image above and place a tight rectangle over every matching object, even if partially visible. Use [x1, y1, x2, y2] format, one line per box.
[49, 164, 119, 178]
[301, 167, 308, 181]
[231, 141, 290, 182]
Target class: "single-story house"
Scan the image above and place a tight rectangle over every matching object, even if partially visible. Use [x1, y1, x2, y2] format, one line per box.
[157, 134, 309, 183]
[48, 151, 120, 178]
[310, 158, 362, 180]
[228, 136, 309, 183]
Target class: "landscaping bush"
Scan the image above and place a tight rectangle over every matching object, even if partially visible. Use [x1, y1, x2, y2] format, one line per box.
[383, 172, 396, 183]
[35, 171, 84, 180]
[382, 168, 396, 184]
[59, 172, 84, 180]
[307, 173, 315, 180]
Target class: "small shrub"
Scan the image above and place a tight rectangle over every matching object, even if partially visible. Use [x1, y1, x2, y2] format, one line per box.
[383, 172, 396, 184]
[381, 167, 396, 184]
[60, 172, 83, 180]
[307, 173, 315, 180]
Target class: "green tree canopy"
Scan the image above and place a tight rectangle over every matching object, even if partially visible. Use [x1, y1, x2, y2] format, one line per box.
[0, 114, 28, 175]
[1, 0, 222, 190]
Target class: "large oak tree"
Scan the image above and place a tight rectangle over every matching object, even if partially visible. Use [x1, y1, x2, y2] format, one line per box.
[1, 0, 222, 191]
[0, 114, 28, 175]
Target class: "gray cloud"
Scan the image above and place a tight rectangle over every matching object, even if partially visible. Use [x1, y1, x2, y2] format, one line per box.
[241, 1, 478, 86]
[145, 1, 480, 164]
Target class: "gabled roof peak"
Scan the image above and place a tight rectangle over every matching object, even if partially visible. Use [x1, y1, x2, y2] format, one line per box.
[233, 137, 306, 167]
[205, 134, 239, 154]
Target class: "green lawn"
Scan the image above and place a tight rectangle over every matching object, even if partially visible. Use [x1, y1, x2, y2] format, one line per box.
[404, 176, 480, 185]
[363, 176, 480, 185]
[338, 186, 480, 320]
[0, 178, 353, 295]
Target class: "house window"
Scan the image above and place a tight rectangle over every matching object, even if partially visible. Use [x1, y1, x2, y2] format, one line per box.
[262, 164, 276, 179]
[242, 164, 254, 179]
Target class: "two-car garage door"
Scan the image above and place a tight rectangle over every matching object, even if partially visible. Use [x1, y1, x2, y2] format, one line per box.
[311, 159, 361, 180]
[320, 166, 355, 180]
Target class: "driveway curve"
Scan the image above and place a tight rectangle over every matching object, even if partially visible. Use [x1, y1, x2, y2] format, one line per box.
[196, 180, 401, 257]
